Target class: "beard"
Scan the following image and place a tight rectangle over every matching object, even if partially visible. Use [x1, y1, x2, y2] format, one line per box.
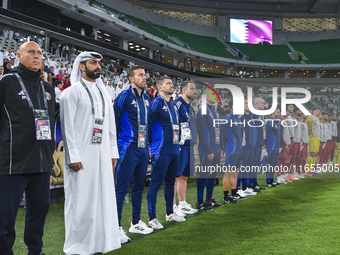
[85, 65, 100, 80]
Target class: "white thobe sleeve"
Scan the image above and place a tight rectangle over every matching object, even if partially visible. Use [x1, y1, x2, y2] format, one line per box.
[60, 89, 82, 164]
[108, 100, 119, 159]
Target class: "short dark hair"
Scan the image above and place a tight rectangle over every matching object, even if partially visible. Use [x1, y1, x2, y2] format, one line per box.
[127, 65, 145, 79]
[54, 80, 63, 87]
[322, 112, 329, 116]
[180, 80, 192, 92]
[286, 104, 293, 110]
[156, 76, 171, 89]
[229, 99, 233, 107]
[294, 107, 300, 113]
[312, 107, 320, 112]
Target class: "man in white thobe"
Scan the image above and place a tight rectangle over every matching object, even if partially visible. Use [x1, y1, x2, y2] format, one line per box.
[60, 51, 121, 255]
[105, 80, 115, 103]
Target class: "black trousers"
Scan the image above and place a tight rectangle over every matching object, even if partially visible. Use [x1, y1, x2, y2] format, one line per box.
[0, 172, 50, 255]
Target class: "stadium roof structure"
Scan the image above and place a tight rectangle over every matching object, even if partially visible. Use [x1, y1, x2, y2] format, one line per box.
[125, 0, 340, 16]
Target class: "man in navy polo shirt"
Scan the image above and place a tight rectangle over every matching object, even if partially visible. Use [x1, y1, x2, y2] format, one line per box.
[147, 77, 185, 230]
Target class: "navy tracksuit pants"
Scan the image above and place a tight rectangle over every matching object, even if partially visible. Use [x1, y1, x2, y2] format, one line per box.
[147, 153, 179, 219]
[115, 144, 149, 226]
[0, 172, 50, 255]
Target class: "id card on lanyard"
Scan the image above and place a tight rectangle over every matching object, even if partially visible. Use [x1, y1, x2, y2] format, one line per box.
[80, 79, 105, 144]
[131, 89, 148, 148]
[208, 106, 220, 144]
[162, 98, 179, 144]
[14, 73, 51, 140]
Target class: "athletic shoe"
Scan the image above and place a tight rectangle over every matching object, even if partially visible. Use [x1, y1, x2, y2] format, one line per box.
[266, 182, 277, 187]
[237, 189, 248, 197]
[272, 181, 281, 186]
[249, 185, 261, 192]
[129, 220, 153, 234]
[149, 218, 164, 229]
[119, 227, 131, 243]
[256, 185, 266, 190]
[244, 188, 257, 196]
[208, 199, 223, 207]
[232, 194, 247, 200]
[166, 212, 186, 222]
[196, 202, 213, 211]
[286, 175, 297, 181]
[291, 174, 300, 180]
[173, 205, 186, 218]
[277, 177, 287, 184]
[178, 202, 198, 214]
[223, 196, 238, 204]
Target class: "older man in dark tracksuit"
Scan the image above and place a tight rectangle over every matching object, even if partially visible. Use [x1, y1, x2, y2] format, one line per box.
[0, 42, 55, 255]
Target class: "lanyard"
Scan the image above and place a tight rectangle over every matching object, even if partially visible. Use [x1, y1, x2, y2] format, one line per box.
[80, 79, 105, 119]
[207, 105, 219, 128]
[14, 72, 48, 111]
[131, 88, 147, 125]
[162, 97, 178, 126]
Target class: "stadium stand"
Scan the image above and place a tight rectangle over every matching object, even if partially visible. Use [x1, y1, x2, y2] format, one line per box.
[290, 39, 340, 64]
[228, 42, 300, 64]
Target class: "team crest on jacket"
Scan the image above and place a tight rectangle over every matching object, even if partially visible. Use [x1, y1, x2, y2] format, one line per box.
[145, 100, 149, 106]
[46, 92, 51, 100]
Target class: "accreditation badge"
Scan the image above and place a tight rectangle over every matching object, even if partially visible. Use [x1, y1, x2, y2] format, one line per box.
[181, 122, 191, 140]
[173, 124, 179, 144]
[92, 118, 104, 144]
[138, 124, 146, 148]
[34, 109, 51, 140]
[215, 127, 220, 144]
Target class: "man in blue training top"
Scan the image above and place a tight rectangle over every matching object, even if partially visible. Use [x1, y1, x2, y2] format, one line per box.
[196, 87, 224, 211]
[173, 81, 198, 215]
[251, 98, 266, 191]
[114, 65, 153, 243]
[266, 106, 281, 187]
[222, 100, 246, 203]
[147, 77, 185, 230]
[238, 98, 258, 196]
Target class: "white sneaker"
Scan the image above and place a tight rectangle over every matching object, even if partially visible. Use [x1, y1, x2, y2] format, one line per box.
[173, 204, 186, 217]
[119, 227, 131, 244]
[129, 220, 153, 234]
[178, 202, 198, 214]
[237, 189, 248, 197]
[148, 218, 164, 229]
[244, 188, 257, 196]
[166, 212, 186, 222]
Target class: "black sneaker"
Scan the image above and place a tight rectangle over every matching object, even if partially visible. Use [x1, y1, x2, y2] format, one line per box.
[209, 199, 223, 207]
[223, 196, 238, 204]
[249, 185, 261, 192]
[273, 181, 281, 186]
[232, 194, 247, 200]
[255, 185, 266, 190]
[196, 202, 213, 211]
[266, 182, 277, 187]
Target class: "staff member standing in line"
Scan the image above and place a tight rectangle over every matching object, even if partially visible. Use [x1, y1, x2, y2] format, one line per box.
[196, 88, 224, 211]
[0, 41, 55, 255]
[147, 77, 185, 230]
[114, 65, 153, 243]
[173, 81, 198, 215]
